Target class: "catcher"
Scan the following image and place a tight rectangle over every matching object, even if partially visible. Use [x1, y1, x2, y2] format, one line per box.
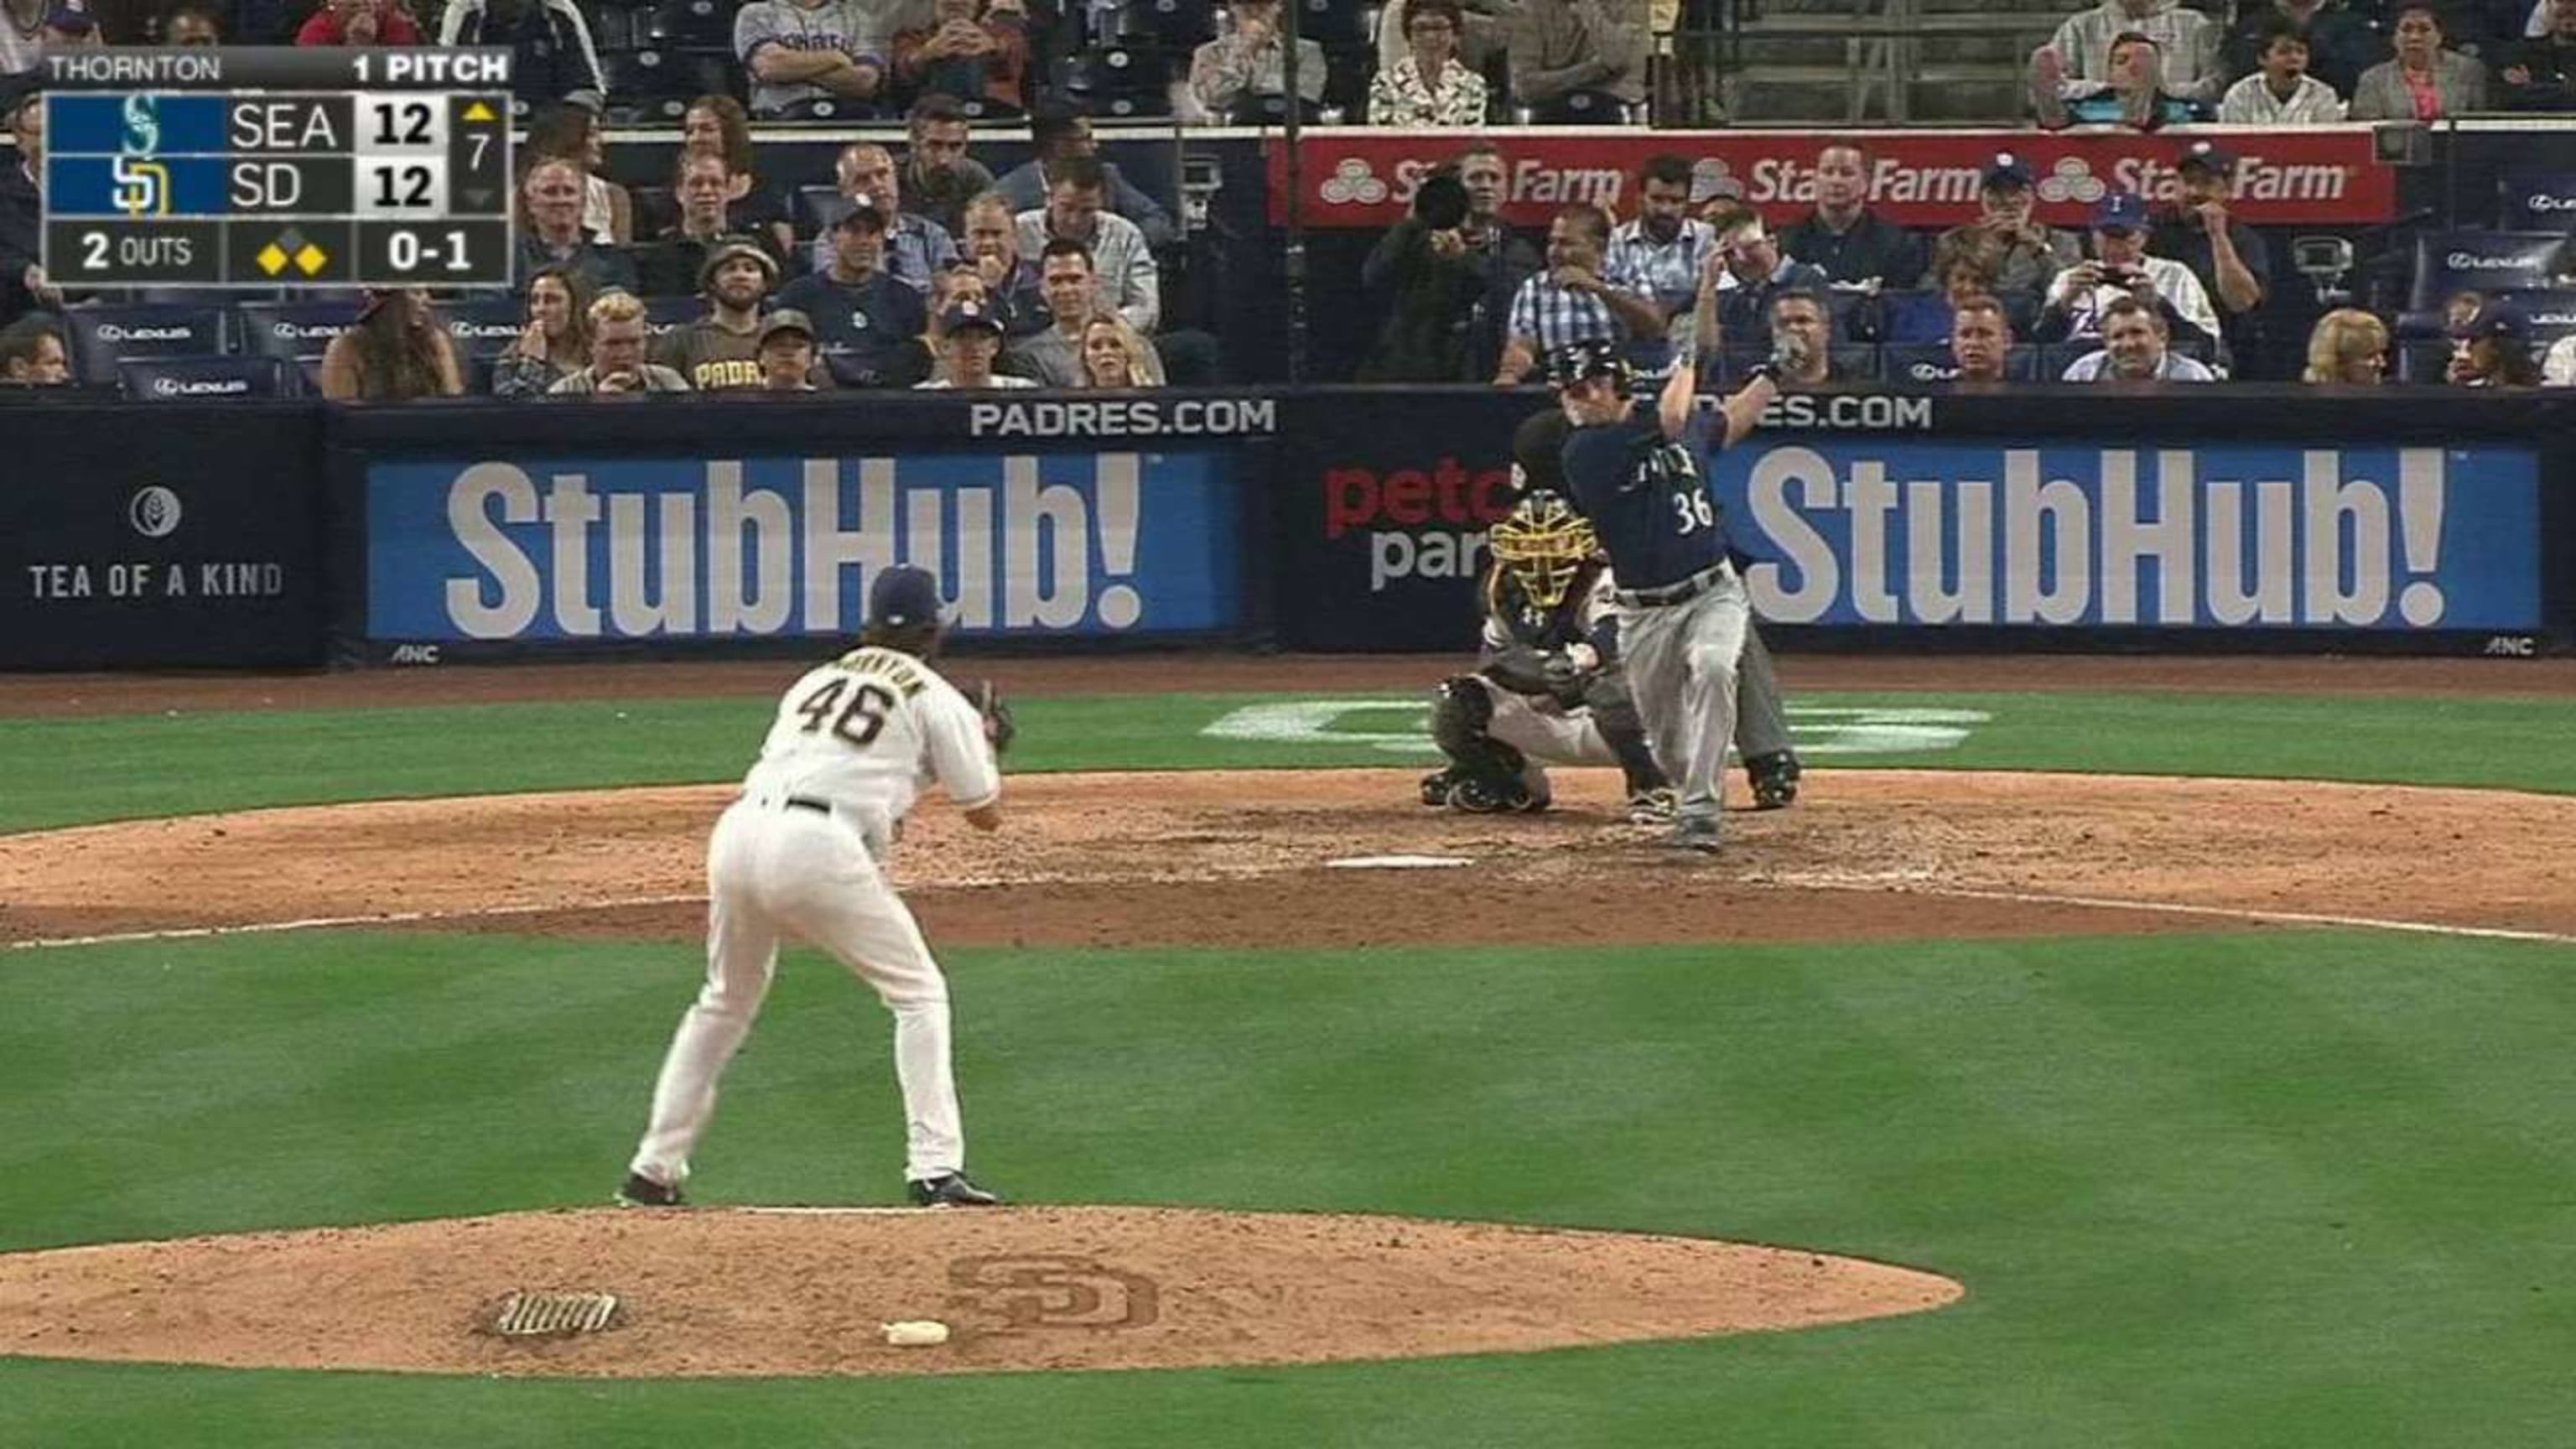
[1420, 489, 1677, 823]
[1508, 403, 1804, 810]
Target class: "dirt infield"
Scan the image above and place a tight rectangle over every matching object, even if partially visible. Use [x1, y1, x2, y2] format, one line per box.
[0, 1207, 1962, 1378]
[5, 767, 2573, 948]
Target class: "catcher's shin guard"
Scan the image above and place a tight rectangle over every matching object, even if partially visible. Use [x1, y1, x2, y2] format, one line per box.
[1431, 675, 1530, 790]
[1579, 673, 1668, 797]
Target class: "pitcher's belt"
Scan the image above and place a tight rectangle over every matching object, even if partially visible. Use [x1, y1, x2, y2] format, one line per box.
[1614, 558, 1733, 610]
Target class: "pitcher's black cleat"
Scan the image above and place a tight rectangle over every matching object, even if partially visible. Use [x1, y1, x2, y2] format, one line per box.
[908, 1172, 1004, 1207]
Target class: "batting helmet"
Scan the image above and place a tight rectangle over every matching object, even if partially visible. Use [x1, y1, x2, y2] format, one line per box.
[1545, 339, 1633, 393]
[1487, 491, 1599, 609]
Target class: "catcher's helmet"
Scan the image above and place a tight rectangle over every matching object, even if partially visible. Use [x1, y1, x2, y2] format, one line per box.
[1545, 339, 1633, 393]
[1488, 491, 1599, 609]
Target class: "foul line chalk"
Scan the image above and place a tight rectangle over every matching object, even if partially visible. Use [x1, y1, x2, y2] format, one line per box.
[1895, 886, 2576, 947]
[7, 886, 2570, 951]
[3, 893, 709, 952]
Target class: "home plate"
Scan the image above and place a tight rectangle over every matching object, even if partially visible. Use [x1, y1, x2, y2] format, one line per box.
[1325, 854, 1476, 870]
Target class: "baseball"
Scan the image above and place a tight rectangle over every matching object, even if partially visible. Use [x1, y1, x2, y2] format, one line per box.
[882, 1319, 951, 1347]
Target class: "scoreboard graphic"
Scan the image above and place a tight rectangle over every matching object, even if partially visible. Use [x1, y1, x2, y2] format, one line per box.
[40, 49, 515, 289]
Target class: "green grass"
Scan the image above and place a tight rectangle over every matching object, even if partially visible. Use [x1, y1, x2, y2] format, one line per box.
[3, 688, 2573, 832]
[4, 930, 2573, 1446]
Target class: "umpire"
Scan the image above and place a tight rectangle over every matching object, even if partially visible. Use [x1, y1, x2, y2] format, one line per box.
[1510, 397, 1803, 810]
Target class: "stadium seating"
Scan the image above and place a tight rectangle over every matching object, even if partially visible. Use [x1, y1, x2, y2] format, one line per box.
[646, 0, 734, 49]
[797, 184, 844, 236]
[63, 304, 230, 387]
[1053, 48, 1176, 118]
[1097, 0, 1216, 49]
[2496, 171, 2576, 233]
[118, 356, 293, 401]
[2407, 231, 2570, 311]
[2395, 339, 2456, 383]
[644, 295, 704, 336]
[1516, 90, 1644, 125]
[442, 297, 528, 360]
[1715, 344, 1881, 383]
[1878, 342, 2042, 383]
[235, 299, 365, 361]
[1291, 0, 1371, 45]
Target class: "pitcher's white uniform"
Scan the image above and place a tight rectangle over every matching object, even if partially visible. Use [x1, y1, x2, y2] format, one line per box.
[630, 645, 1000, 1190]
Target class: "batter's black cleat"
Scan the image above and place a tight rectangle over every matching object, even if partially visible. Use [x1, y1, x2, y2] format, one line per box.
[1668, 818, 1724, 854]
[908, 1172, 1004, 1208]
[615, 1171, 684, 1208]
[1748, 752, 1802, 811]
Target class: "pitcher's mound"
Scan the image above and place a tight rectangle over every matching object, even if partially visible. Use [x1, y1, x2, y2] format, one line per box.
[0, 1206, 1961, 1378]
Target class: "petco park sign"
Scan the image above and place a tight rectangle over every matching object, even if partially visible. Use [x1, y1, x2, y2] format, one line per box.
[1267, 127, 2397, 229]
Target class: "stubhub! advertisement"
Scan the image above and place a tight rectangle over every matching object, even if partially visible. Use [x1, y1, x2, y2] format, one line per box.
[1708, 444, 2543, 630]
[366, 450, 1244, 641]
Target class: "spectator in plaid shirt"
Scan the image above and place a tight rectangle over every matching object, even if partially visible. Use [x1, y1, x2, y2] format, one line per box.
[1493, 203, 1664, 383]
[1607, 152, 1716, 375]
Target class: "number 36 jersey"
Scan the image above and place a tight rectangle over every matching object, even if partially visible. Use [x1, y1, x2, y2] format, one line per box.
[1560, 399, 1730, 595]
[740, 647, 1000, 834]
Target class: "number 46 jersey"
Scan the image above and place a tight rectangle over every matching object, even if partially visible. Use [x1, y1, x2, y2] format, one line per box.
[740, 647, 1001, 840]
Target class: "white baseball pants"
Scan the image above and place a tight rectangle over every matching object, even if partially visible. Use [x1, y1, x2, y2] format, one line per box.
[630, 797, 965, 1188]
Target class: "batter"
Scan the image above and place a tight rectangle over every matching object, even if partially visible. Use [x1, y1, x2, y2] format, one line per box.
[1509, 406, 1803, 809]
[619, 565, 1008, 1210]
[1551, 252, 1781, 852]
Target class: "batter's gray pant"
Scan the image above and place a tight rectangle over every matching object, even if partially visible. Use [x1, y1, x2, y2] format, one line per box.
[1735, 622, 1794, 762]
[1618, 568, 1751, 831]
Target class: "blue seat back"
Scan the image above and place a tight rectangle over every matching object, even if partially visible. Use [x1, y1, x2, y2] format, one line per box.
[118, 355, 288, 400]
[63, 304, 228, 385]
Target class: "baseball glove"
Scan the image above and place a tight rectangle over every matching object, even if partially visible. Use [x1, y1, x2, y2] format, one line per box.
[976, 679, 1016, 755]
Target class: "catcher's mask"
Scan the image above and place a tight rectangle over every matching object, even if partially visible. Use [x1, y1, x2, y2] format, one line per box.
[1488, 491, 1598, 609]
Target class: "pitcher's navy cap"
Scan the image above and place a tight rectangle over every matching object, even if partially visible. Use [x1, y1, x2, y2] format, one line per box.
[869, 565, 944, 629]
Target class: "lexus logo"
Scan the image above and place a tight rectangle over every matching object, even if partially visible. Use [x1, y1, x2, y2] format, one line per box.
[127, 486, 183, 538]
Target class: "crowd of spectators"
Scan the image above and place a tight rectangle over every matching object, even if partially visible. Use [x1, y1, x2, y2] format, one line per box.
[5, 0, 2576, 396]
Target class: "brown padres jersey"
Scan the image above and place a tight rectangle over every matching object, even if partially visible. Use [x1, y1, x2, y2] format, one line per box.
[652, 319, 767, 392]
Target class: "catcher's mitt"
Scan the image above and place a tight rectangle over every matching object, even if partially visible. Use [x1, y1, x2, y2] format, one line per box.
[976, 679, 1016, 755]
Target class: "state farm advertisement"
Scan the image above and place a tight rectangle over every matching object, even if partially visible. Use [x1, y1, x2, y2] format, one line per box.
[1266, 127, 2397, 230]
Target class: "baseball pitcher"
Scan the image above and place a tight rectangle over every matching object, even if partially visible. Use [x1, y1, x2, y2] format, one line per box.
[619, 564, 1011, 1211]
[1421, 490, 1677, 823]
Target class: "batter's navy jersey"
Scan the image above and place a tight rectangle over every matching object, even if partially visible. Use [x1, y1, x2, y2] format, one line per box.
[1560, 401, 1729, 592]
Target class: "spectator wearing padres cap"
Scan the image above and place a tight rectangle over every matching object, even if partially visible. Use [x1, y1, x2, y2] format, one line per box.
[652, 237, 786, 392]
[756, 310, 822, 392]
[1930, 154, 2080, 307]
[2152, 141, 2269, 371]
[774, 194, 930, 387]
[916, 298, 1036, 389]
[2449, 298, 2542, 387]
